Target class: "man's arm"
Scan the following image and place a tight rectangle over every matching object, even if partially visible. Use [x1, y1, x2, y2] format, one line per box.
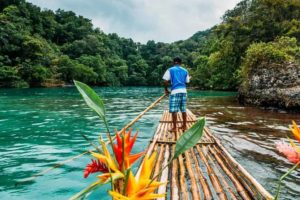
[164, 80, 170, 95]
[162, 70, 170, 95]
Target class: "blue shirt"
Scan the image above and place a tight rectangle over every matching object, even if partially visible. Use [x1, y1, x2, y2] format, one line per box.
[163, 65, 189, 91]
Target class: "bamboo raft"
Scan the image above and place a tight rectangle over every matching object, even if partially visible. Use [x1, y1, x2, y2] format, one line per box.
[137, 109, 273, 200]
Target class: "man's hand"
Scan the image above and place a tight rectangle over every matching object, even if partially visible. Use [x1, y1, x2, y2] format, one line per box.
[164, 80, 170, 96]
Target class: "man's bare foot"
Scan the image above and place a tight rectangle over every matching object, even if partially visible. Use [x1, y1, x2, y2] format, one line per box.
[179, 126, 187, 131]
[168, 127, 177, 132]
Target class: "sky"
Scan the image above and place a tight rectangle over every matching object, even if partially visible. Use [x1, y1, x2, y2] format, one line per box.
[27, 0, 241, 44]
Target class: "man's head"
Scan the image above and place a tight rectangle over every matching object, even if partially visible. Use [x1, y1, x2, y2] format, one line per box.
[173, 57, 182, 65]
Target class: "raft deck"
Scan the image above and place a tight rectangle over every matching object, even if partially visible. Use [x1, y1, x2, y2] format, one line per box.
[137, 109, 273, 200]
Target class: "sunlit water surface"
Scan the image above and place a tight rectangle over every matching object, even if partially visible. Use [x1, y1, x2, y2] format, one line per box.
[0, 87, 299, 199]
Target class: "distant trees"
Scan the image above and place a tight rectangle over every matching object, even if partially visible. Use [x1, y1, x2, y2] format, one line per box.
[190, 0, 300, 90]
[0, 0, 299, 89]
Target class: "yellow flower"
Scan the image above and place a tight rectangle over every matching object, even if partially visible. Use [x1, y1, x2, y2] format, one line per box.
[291, 120, 300, 143]
[109, 152, 166, 200]
[91, 140, 124, 184]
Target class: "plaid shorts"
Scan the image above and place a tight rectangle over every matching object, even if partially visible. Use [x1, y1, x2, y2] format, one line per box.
[169, 93, 187, 113]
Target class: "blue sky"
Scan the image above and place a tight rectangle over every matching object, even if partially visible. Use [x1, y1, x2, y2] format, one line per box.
[27, 0, 241, 43]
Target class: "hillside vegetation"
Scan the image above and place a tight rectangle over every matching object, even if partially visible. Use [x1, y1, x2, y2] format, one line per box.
[0, 0, 299, 89]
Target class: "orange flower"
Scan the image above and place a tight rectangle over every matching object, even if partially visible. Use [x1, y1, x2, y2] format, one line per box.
[113, 129, 144, 170]
[290, 120, 300, 143]
[91, 140, 124, 184]
[109, 152, 166, 200]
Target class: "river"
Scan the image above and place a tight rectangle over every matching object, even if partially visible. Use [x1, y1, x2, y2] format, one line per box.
[0, 87, 299, 199]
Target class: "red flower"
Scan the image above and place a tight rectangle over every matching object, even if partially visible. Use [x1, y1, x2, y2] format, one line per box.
[113, 129, 144, 170]
[84, 159, 109, 178]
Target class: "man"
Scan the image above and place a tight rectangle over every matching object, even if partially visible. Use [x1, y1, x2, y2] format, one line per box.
[163, 57, 190, 132]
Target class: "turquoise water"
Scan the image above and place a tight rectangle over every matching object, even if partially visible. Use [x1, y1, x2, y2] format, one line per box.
[0, 87, 299, 199]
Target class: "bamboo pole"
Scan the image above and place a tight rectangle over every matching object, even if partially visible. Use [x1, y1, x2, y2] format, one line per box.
[212, 145, 258, 198]
[187, 109, 272, 199]
[177, 131, 189, 200]
[152, 123, 167, 180]
[159, 120, 196, 123]
[120, 94, 166, 132]
[184, 149, 201, 199]
[189, 147, 213, 200]
[204, 127, 273, 200]
[15, 151, 89, 185]
[150, 140, 215, 145]
[138, 111, 167, 179]
[16, 94, 166, 185]
[209, 146, 252, 200]
[171, 127, 179, 200]
[196, 145, 228, 200]
[157, 122, 171, 199]
[205, 146, 239, 200]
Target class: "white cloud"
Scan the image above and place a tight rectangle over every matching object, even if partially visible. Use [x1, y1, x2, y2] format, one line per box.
[28, 0, 241, 43]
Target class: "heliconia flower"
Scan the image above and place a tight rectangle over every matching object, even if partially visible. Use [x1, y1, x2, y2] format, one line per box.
[90, 140, 124, 184]
[109, 152, 166, 200]
[276, 141, 300, 165]
[113, 129, 144, 170]
[290, 120, 300, 143]
[84, 159, 109, 178]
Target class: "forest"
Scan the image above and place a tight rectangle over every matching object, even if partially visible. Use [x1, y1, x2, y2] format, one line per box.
[0, 0, 299, 90]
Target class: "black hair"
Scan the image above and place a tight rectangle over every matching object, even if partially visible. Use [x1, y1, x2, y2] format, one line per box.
[173, 57, 182, 64]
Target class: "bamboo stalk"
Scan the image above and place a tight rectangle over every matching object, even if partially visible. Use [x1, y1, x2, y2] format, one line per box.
[188, 109, 272, 199]
[15, 151, 89, 185]
[189, 147, 213, 200]
[178, 155, 189, 199]
[152, 124, 167, 180]
[204, 127, 273, 199]
[121, 94, 166, 132]
[212, 145, 258, 198]
[184, 149, 201, 199]
[157, 125, 171, 199]
[159, 120, 196, 123]
[150, 140, 215, 145]
[196, 145, 228, 200]
[171, 129, 179, 200]
[177, 131, 189, 200]
[205, 146, 239, 200]
[208, 146, 251, 200]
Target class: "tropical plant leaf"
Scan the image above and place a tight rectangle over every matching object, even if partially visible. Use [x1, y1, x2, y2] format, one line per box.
[74, 80, 106, 122]
[173, 117, 205, 160]
[69, 179, 104, 200]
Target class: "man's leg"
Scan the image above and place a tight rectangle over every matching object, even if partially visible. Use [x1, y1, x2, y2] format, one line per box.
[171, 112, 177, 132]
[169, 94, 178, 132]
[179, 93, 187, 131]
[181, 112, 187, 131]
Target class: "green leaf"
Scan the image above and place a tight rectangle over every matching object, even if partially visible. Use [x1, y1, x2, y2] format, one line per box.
[69, 179, 104, 200]
[173, 117, 205, 160]
[74, 80, 106, 122]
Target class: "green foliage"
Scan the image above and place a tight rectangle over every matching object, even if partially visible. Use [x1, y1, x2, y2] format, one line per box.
[0, 66, 28, 87]
[15, 61, 50, 86]
[57, 55, 97, 83]
[0, 0, 299, 89]
[173, 117, 205, 159]
[76, 55, 107, 83]
[240, 37, 300, 86]
[74, 80, 106, 122]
